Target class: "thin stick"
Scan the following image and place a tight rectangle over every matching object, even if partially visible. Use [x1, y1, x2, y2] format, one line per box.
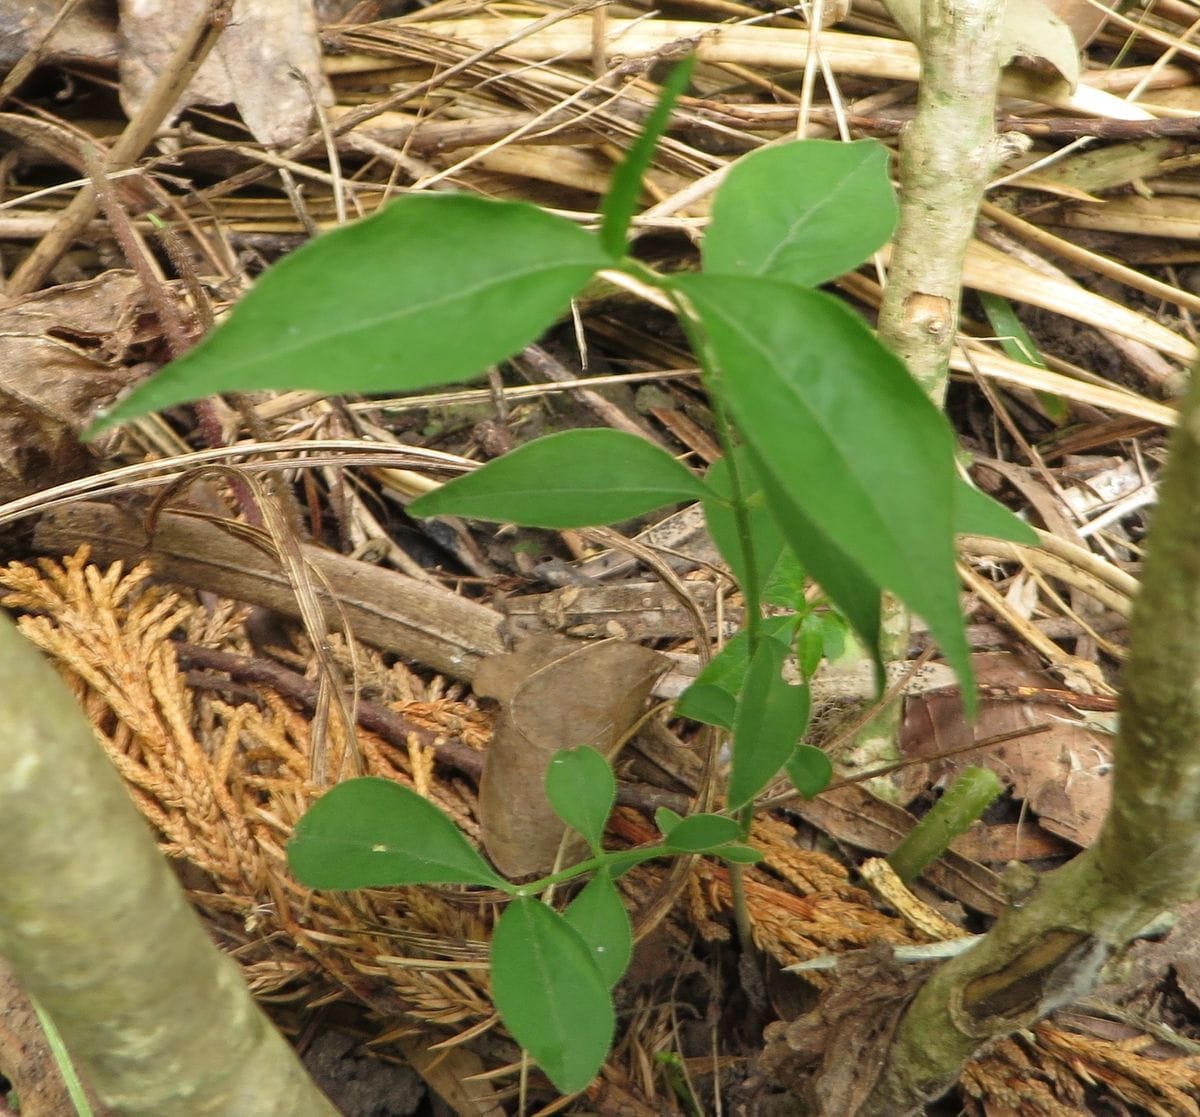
[6, 0, 235, 296]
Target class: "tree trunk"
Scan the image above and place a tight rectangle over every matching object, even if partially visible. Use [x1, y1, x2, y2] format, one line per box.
[791, 359, 1200, 1115]
[0, 613, 341, 1117]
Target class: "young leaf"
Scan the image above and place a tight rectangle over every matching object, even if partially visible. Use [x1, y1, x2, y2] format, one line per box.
[978, 291, 1066, 424]
[287, 777, 507, 890]
[408, 429, 710, 528]
[795, 614, 826, 679]
[600, 56, 696, 259]
[662, 812, 743, 852]
[491, 898, 615, 1094]
[786, 744, 832, 799]
[761, 547, 808, 609]
[674, 617, 796, 729]
[729, 637, 812, 810]
[954, 477, 1038, 544]
[563, 870, 633, 988]
[88, 194, 608, 434]
[674, 273, 972, 701]
[704, 140, 898, 287]
[654, 806, 685, 837]
[545, 746, 616, 853]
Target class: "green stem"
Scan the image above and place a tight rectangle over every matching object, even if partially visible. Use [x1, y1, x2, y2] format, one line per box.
[628, 264, 765, 651]
[664, 282, 765, 952]
[887, 765, 1003, 883]
[514, 846, 670, 896]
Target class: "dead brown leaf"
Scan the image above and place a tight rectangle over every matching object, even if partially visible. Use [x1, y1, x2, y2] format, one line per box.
[902, 652, 1112, 849]
[475, 635, 669, 877]
[117, 0, 333, 147]
[0, 272, 146, 505]
[0, 0, 117, 71]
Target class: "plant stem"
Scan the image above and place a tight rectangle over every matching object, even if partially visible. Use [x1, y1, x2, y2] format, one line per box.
[849, 354, 1200, 1115]
[886, 766, 1003, 883]
[665, 286, 766, 952]
[515, 846, 669, 895]
[839, 0, 1022, 781]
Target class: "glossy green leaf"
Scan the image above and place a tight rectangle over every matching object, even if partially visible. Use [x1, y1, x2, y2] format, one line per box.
[729, 637, 812, 809]
[407, 429, 710, 528]
[491, 898, 614, 1094]
[704, 140, 897, 286]
[674, 682, 737, 730]
[674, 617, 796, 729]
[545, 746, 616, 853]
[287, 777, 506, 890]
[563, 870, 633, 988]
[600, 56, 696, 258]
[663, 812, 743, 851]
[675, 273, 972, 701]
[88, 194, 608, 434]
[955, 477, 1038, 544]
[786, 744, 832, 799]
[654, 806, 684, 837]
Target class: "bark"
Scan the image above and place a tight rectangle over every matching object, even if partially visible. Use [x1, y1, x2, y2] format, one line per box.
[838, 359, 1200, 1114]
[840, 0, 1016, 782]
[0, 613, 341, 1117]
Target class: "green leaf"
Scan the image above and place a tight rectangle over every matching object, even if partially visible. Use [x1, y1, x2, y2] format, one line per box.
[750, 455, 883, 682]
[545, 746, 616, 853]
[663, 812, 743, 851]
[979, 292, 1066, 424]
[675, 273, 972, 701]
[795, 611, 847, 677]
[955, 477, 1038, 544]
[761, 547, 808, 609]
[563, 870, 633, 988]
[795, 614, 825, 679]
[729, 638, 812, 810]
[786, 744, 832, 799]
[287, 777, 506, 890]
[88, 195, 608, 434]
[716, 844, 764, 864]
[491, 898, 614, 1094]
[704, 140, 897, 286]
[407, 429, 710, 528]
[600, 56, 696, 258]
[654, 806, 685, 837]
[674, 617, 796, 729]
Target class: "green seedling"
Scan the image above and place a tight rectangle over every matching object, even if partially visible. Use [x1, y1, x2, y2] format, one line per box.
[85, 57, 1035, 1091]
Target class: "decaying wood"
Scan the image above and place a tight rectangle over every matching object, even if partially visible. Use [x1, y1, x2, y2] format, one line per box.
[33, 500, 507, 681]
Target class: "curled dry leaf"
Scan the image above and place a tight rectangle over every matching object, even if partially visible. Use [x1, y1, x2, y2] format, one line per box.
[117, 0, 333, 147]
[902, 651, 1112, 850]
[476, 635, 669, 878]
[0, 0, 118, 71]
[0, 272, 146, 506]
